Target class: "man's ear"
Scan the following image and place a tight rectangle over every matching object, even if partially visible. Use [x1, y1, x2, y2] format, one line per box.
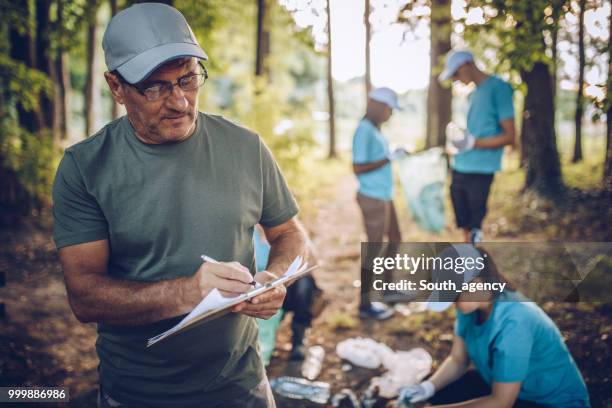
[104, 71, 126, 105]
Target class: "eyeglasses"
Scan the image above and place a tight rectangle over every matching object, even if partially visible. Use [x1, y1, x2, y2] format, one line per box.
[119, 62, 208, 102]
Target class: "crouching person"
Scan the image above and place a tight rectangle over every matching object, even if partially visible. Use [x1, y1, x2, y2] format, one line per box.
[398, 245, 590, 408]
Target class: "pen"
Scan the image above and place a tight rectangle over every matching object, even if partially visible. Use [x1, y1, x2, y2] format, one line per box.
[200, 254, 259, 287]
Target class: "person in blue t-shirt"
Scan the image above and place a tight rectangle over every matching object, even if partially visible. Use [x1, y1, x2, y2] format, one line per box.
[439, 50, 516, 244]
[352, 87, 406, 320]
[398, 245, 590, 408]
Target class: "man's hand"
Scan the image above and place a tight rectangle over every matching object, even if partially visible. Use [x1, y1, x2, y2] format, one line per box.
[193, 261, 254, 299]
[232, 271, 287, 319]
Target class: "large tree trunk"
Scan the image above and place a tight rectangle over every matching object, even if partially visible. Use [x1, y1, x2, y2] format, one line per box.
[573, 0, 586, 163]
[85, 4, 100, 137]
[255, 0, 270, 79]
[604, 9, 612, 188]
[426, 0, 452, 148]
[364, 0, 372, 96]
[520, 62, 564, 197]
[326, 0, 336, 159]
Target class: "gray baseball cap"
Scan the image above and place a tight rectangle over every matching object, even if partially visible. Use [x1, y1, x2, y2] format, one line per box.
[102, 3, 208, 84]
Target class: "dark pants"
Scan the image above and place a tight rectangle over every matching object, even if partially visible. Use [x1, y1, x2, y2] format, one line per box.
[429, 370, 546, 408]
[356, 193, 401, 305]
[98, 377, 276, 408]
[283, 275, 319, 328]
[450, 170, 494, 230]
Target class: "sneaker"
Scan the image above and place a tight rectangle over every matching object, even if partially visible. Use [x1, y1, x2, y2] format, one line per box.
[359, 302, 395, 320]
[469, 228, 483, 244]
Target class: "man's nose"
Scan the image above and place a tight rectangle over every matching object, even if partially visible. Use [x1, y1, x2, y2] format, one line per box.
[166, 86, 189, 111]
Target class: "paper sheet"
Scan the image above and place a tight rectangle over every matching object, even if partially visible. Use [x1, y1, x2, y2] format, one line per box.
[147, 255, 308, 346]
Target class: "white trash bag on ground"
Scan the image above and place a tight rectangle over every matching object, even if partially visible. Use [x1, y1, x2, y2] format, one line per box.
[336, 338, 433, 398]
[335, 338, 394, 369]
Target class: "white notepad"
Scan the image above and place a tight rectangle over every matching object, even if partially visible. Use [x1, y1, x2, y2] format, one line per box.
[147, 255, 315, 347]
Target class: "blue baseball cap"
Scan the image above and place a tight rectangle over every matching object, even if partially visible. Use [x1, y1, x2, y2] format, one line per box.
[368, 87, 402, 110]
[438, 50, 474, 82]
[102, 3, 208, 84]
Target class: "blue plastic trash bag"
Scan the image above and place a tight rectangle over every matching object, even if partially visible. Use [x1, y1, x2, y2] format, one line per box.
[398, 147, 447, 233]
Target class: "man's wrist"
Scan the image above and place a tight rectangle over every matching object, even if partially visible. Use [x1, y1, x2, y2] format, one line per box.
[178, 274, 203, 313]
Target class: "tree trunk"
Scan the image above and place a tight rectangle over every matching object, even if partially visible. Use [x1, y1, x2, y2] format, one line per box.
[426, 0, 452, 148]
[35, 0, 57, 137]
[573, 0, 586, 163]
[56, 51, 72, 139]
[56, 0, 72, 140]
[326, 0, 336, 159]
[520, 62, 564, 197]
[364, 0, 372, 96]
[255, 0, 270, 79]
[110, 0, 121, 119]
[604, 9, 612, 188]
[550, 0, 562, 134]
[85, 4, 100, 137]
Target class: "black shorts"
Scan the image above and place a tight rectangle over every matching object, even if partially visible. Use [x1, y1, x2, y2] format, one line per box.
[450, 170, 494, 230]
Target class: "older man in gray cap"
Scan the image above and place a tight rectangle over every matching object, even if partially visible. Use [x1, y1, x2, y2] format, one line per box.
[52, 3, 307, 407]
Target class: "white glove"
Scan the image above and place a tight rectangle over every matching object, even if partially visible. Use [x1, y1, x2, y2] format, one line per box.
[398, 380, 436, 403]
[388, 147, 408, 161]
[445, 122, 475, 154]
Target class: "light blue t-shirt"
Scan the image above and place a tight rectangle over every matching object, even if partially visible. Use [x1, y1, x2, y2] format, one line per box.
[453, 76, 514, 174]
[352, 118, 393, 201]
[455, 291, 590, 407]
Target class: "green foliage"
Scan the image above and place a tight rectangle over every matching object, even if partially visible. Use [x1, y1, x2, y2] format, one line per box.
[0, 1, 58, 212]
[0, 123, 57, 204]
[0, 55, 54, 113]
[462, 0, 568, 77]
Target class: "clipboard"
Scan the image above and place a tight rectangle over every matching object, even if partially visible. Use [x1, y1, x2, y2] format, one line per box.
[147, 256, 317, 347]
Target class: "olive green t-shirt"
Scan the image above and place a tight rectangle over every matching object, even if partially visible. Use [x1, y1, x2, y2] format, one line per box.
[52, 112, 299, 406]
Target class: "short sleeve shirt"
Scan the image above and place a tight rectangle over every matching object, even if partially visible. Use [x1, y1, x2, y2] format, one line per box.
[352, 118, 393, 201]
[52, 112, 299, 406]
[452, 76, 514, 174]
[455, 291, 590, 407]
